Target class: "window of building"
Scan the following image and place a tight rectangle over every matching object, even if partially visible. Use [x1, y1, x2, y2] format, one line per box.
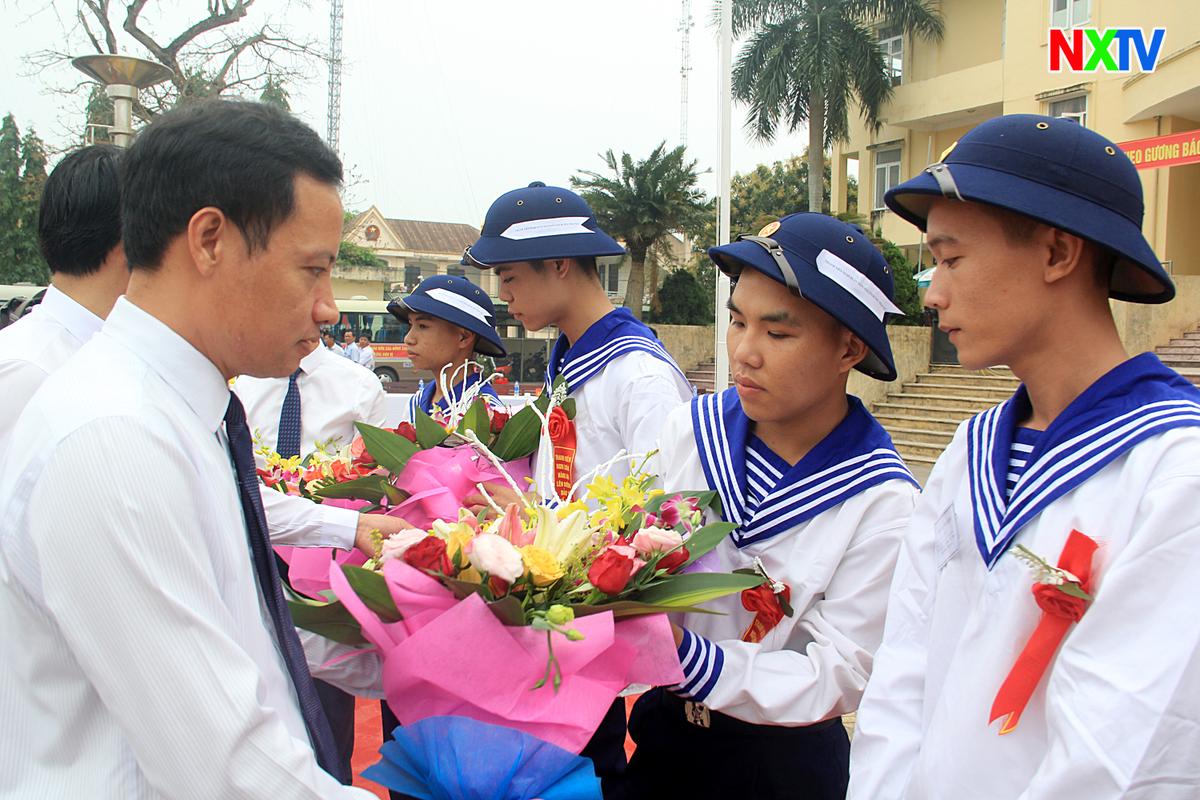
[1048, 94, 1087, 127]
[403, 265, 422, 290]
[446, 265, 466, 278]
[1051, 0, 1089, 29]
[598, 260, 621, 294]
[873, 148, 902, 212]
[879, 32, 903, 85]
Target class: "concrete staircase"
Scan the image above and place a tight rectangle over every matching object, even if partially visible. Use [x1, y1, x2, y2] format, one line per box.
[873, 365, 1020, 467]
[686, 358, 716, 395]
[1155, 327, 1200, 386]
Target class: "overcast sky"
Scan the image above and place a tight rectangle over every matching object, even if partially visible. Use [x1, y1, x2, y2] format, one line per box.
[2, 0, 815, 227]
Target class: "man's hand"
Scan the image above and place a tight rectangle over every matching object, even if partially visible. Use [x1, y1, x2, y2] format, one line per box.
[354, 513, 417, 556]
[462, 482, 531, 520]
[671, 623, 685, 647]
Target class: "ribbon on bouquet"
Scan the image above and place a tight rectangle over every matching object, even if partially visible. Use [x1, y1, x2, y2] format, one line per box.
[989, 529, 1098, 735]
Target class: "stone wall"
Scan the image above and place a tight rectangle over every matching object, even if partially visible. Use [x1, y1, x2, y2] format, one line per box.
[1112, 275, 1200, 355]
[849, 325, 932, 409]
[653, 324, 715, 373]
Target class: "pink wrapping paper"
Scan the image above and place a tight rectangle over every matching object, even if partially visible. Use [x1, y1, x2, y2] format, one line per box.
[274, 448, 530, 599]
[331, 559, 685, 754]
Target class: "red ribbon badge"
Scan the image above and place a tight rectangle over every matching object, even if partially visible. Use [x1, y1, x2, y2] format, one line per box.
[990, 529, 1098, 735]
[546, 406, 577, 501]
[740, 582, 791, 643]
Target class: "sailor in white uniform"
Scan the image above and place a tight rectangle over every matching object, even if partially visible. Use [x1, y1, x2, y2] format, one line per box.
[463, 181, 692, 799]
[848, 115, 1200, 800]
[625, 213, 919, 800]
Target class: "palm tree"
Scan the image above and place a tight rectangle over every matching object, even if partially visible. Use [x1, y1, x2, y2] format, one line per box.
[729, 0, 944, 212]
[572, 143, 712, 320]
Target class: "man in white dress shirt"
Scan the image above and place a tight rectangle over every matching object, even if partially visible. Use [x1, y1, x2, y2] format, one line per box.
[355, 332, 375, 371]
[235, 340, 389, 780]
[341, 329, 360, 362]
[0, 144, 127, 462]
[0, 100, 374, 797]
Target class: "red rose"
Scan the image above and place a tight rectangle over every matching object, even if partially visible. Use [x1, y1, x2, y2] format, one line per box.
[547, 406, 573, 445]
[392, 422, 418, 442]
[655, 546, 690, 574]
[587, 545, 641, 595]
[489, 409, 511, 434]
[1033, 583, 1088, 622]
[402, 536, 452, 576]
[350, 435, 373, 466]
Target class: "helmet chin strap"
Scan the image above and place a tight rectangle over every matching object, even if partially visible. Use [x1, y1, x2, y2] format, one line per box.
[733, 235, 803, 296]
[925, 162, 965, 201]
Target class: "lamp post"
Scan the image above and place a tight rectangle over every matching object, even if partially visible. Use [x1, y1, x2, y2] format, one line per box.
[71, 54, 174, 148]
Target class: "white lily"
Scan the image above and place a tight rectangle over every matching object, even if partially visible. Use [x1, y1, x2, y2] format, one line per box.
[532, 505, 594, 563]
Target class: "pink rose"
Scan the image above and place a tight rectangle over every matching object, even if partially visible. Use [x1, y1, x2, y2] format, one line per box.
[630, 526, 684, 557]
[378, 528, 430, 564]
[466, 533, 525, 583]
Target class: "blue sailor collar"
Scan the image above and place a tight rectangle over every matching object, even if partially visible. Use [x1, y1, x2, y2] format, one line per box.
[692, 388, 918, 547]
[545, 307, 685, 394]
[411, 372, 501, 418]
[968, 352, 1200, 569]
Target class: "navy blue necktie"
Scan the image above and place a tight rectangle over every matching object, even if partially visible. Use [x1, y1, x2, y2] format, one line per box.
[224, 392, 346, 782]
[277, 369, 303, 459]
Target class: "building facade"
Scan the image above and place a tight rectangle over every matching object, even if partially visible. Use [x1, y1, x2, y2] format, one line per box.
[831, 0, 1200, 277]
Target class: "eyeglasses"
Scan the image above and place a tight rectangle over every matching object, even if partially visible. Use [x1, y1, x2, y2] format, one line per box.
[733, 235, 802, 295]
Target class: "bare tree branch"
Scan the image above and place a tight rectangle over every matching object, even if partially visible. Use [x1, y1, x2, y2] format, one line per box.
[164, 0, 253, 57]
[121, 0, 174, 68]
[80, 0, 118, 52]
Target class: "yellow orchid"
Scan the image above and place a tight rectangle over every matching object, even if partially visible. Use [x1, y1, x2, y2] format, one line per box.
[520, 545, 565, 587]
[556, 501, 589, 521]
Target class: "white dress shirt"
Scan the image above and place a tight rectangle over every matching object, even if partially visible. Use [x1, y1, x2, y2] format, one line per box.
[0, 298, 371, 798]
[848, 424, 1200, 800]
[234, 344, 387, 550]
[356, 344, 375, 371]
[0, 285, 102, 464]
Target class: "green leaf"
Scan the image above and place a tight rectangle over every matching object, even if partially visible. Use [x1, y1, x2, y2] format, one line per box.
[562, 397, 576, 419]
[456, 398, 491, 441]
[286, 598, 368, 646]
[413, 407, 450, 448]
[340, 565, 402, 622]
[440, 575, 530, 626]
[355, 422, 421, 474]
[1056, 583, 1093, 602]
[310, 473, 391, 502]
[571, 599, 724, 619]
[678, 522, 737, 567]
[629, 571, 762, 608]
[490, 400, 545, 462]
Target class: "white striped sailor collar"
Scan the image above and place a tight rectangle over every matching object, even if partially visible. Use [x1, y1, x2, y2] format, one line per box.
[967, 352, 1200, 569]
[544, 307, 684, 393]
[692, 388, 918, 548]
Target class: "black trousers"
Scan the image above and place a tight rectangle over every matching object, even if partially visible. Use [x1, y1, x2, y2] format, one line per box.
[625, 689, 850, 800]
[580, 698, 630, 800]
[314, 679, 356, 785]
[380, 701, 419, 800]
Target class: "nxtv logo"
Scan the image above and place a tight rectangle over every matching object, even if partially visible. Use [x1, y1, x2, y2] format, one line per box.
[1048, 28, 1166, 73]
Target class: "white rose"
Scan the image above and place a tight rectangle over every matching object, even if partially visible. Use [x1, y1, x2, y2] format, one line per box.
[465, 533, 525, 583]
[378, 528, 431, 563]
[630, 525, 684, 557]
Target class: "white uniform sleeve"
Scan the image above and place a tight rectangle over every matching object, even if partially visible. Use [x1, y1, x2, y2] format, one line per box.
[617, 358, 690, 461]
[0, 359, 50, 463]
[1017, 467, 1200, 800]
[847, 447, 951, 800]
[675, 490, 915, 726]
[262, 488, 357, 550]
[29, 419, 370, 798]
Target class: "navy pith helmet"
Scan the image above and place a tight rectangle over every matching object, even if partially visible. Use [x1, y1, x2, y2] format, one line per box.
[463, 181, 626, 268]
[387, 275, 506, 357]
[709, 212, 902, 381]
[885, 114, 1172, 303]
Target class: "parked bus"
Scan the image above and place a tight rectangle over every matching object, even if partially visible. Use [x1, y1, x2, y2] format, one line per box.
[331, 297, 556, 390]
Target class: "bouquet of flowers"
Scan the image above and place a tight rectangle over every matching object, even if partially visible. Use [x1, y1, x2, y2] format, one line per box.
[287, 457, 759, 754]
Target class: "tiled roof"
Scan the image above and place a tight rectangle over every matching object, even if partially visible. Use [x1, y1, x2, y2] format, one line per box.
[384, 218, 479, 256]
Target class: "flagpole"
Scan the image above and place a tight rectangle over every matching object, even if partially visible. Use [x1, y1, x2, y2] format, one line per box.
[714, 0, 733, 392]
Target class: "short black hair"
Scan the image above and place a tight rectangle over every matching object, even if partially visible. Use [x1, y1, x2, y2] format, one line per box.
[121, 99, 342, 271]
[37, 144, 124, 276]
[529, 256, 599, 280]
